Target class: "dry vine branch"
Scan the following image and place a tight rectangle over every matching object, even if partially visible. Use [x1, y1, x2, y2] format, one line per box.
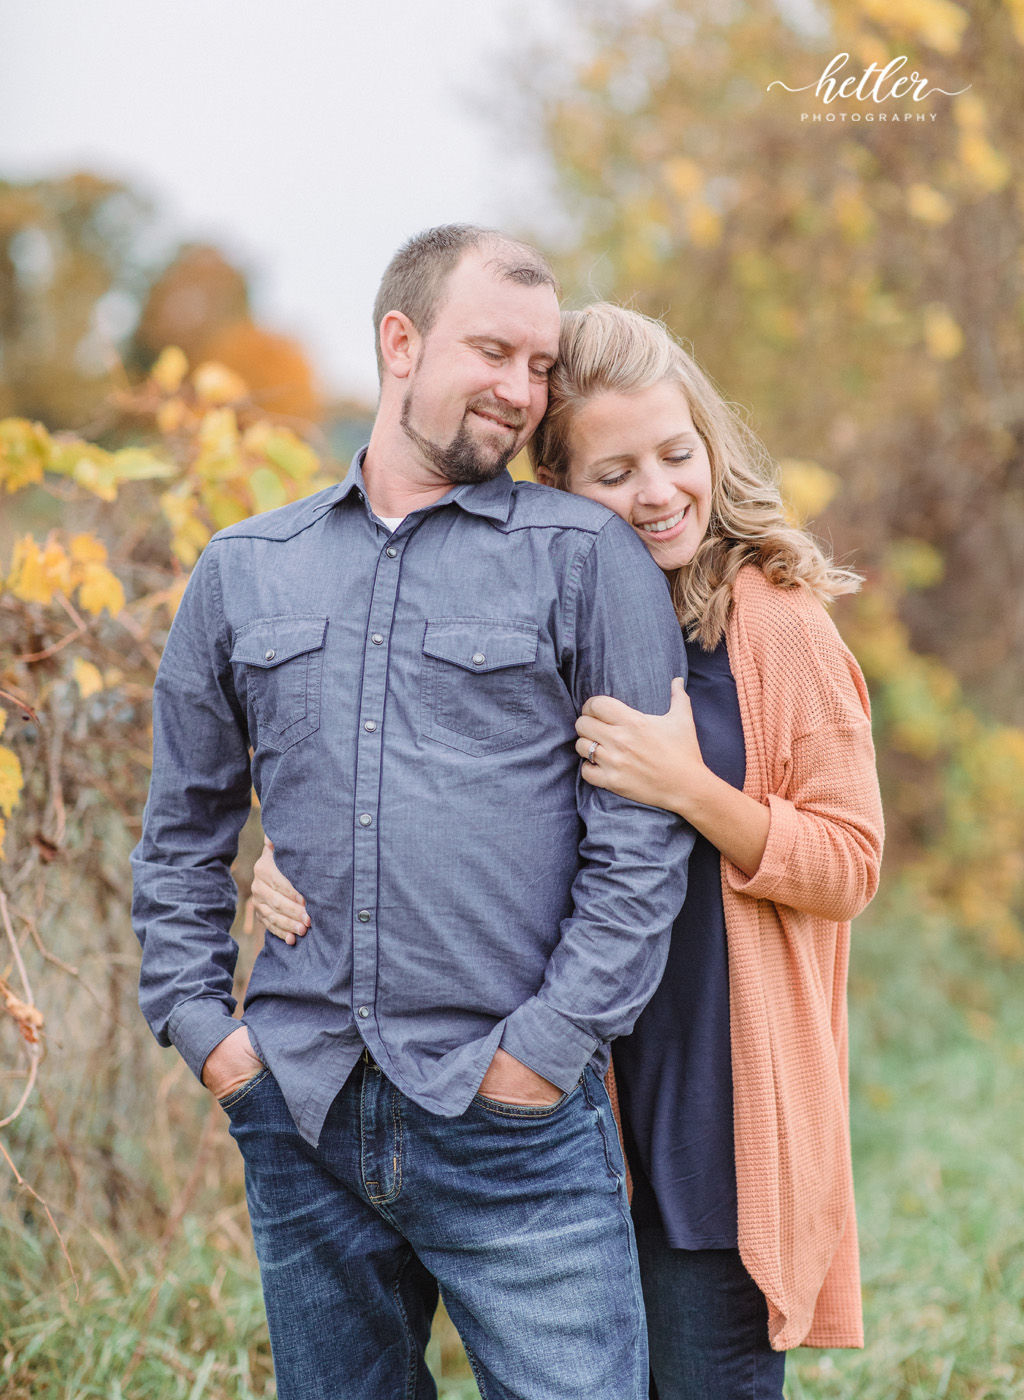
[0, 1138, 79, 1300]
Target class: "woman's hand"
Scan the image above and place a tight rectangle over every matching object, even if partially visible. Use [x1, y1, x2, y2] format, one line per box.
[251, 838, 311, 945]
[575, 677, 771, 876]
[575, 678, 706, 813]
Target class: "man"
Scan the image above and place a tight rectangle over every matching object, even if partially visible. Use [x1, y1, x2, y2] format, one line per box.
[132, 224, 693, 1399]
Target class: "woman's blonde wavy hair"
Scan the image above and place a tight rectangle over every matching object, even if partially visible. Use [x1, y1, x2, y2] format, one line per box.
[529, 303, 861, 649]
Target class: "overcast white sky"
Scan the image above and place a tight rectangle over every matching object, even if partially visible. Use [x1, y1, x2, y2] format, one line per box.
[0, 0, 569, 400]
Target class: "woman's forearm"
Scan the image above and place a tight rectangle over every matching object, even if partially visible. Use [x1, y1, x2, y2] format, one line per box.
[669, 765, 770, 878]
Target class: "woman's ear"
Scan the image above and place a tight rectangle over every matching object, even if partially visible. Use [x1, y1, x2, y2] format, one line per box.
[534, 463, 556, 488]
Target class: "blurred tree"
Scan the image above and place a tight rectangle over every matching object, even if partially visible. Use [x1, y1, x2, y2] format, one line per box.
[0, 173, 153, 428]
[527, 0, 1023, 720]
[201, 321, 320, 420]
[133, 243, 249, 368]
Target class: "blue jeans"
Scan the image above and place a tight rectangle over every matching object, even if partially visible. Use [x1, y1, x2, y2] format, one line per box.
[636, 1230, 786, 1400]
[221, 1057, 647, 1400]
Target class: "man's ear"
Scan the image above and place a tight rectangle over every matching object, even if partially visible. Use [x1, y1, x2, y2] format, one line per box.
[378, 311, 419, 381]
[534, 463, 556, 488]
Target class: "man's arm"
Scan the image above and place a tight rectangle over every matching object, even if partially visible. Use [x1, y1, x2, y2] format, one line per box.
[496, 515, 696, 1092]
[130, 543, 255, 1085]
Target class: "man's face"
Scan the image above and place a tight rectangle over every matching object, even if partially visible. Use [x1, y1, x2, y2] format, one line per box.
[399, 251, 561, 485]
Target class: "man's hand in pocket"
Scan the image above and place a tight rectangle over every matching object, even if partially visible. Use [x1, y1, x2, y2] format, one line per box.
[201, 1025, 264, 1100]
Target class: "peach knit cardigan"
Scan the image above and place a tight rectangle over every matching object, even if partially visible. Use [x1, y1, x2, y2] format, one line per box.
[609, 564, 884, 1352]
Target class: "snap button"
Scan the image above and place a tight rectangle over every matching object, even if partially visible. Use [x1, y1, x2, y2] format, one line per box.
[371, 633, 384, 646]
[472, 652, 486, 666]
[357, 910, 371, 923]
[358, 1006, 370, 1018]
[363, 720, 377, 732]
[358, 813, 372, 827]
[385, 546, 398, 558]
[264, 649, 276, 661]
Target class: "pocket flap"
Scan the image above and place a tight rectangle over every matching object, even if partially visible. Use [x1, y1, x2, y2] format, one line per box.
[422, 619, 538, 673]
[231, 615, 328, 668]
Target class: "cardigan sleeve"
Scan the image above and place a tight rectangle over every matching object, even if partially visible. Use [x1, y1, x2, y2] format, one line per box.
[725, 721, 883, 921]
[724, 574, 884, 922]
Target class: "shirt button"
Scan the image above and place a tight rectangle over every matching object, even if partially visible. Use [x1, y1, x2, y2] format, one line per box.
[385, 546, 398, 558]
[357, 1006, 370, 1018]
[363, 720, 378, 732]
[357, 909, 371, 922]
[371, 633, 384, 646]
[358, 813, 373, 827]
[472, 652, 486, 666]
[264, 649, 276, 661]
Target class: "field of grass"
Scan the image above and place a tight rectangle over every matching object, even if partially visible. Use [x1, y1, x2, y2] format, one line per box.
[2, 906, 1022, 1398]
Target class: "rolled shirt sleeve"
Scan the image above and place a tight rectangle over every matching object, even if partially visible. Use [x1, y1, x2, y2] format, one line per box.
[500, 516, 696, 1090]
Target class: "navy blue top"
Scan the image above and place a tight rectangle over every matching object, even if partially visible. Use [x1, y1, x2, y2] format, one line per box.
[132, 449, 694, 1147]
[613, 632, 746, 1249]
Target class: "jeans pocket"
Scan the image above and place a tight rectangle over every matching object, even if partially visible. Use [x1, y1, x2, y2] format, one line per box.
[473, 1077, 582, 1119]
[420, 617, 538, 755]
[218, 1067, 271, 1112]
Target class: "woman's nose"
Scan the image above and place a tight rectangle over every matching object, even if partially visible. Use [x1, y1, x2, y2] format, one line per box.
[635, 465, 677, 507]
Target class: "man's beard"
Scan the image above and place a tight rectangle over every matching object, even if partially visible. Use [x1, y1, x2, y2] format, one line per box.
[400, 387, 524, 485]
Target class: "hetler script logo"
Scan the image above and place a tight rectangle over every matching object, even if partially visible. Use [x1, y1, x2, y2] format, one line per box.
[768, 52, 971, 124]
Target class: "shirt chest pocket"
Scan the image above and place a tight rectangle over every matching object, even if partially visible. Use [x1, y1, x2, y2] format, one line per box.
[231, 615, 328, 753]
[420, 618, 539, 756]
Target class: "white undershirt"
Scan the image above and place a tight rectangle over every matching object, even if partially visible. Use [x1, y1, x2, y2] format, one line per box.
[377, 515, 405, 532]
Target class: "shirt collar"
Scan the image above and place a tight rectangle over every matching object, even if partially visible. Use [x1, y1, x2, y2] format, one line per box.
[337, 446, 515, 526]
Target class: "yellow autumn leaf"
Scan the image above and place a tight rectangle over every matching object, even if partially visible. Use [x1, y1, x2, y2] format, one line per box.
[193, 361, 249, 406]
[109, 447, 177, 483]
[6, 535, 73, 604]
[0, 744, 24, 817]
[0, 815, 6, 860]
[779, 459, 841, 526]
[195, 408, 242, 483]
[857, 0, 968, 54]
[686, 201, 722, 250]
[203, 484, 250, 531]
[151, 345, 189, 394]
[833, 185, 874, 243]
[0, 418, 51, 494]
[160, 491, 211, 567]
[958, 133, 1010, 194]
[69, 533, 109, 566]
[76, 562, 126, 617]
[1005, 0, 1024, 45]
[907, 183, 954, 225]
[662, 156, 703, 201]
[156, 397, 189, 435]
[249, 425, 321, 482]
[72, 657, 105, 699]
[923, 303, 964, 360]
[249, 466, 288, 514]
[886, 539, 945, 591]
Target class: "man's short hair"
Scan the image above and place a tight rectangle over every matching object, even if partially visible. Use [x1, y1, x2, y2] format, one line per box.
[372, 224, 559, 381]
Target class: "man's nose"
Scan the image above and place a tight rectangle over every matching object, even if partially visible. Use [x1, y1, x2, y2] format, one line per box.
[493, 360, 532, 410]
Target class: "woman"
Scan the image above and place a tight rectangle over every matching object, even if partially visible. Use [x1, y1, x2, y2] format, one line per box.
[250, 304, 883, 1399]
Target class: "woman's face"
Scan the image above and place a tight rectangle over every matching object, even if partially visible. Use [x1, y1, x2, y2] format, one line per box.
[561, 380, 713, 573]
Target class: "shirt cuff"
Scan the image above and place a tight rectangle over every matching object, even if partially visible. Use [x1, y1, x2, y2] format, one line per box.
[499, 997, 600, 1093]
[725, 792, 799, 901]
[167, 997, 243, 1084]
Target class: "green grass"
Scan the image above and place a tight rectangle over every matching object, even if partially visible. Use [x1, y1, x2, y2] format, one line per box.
[785, 908, 1024, 1399]
[3, 907, 1023, 1397]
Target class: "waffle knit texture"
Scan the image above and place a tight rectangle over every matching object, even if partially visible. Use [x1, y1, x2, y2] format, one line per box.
[723, 565, 883, 1349]
[606, 564, 883, 1352]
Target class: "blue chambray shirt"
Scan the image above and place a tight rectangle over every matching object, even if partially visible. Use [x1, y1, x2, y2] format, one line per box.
[132, 449, 694, 1146]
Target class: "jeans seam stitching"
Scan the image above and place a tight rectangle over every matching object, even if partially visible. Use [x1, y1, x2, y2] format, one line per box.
[218, 1067, 269, 1109]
